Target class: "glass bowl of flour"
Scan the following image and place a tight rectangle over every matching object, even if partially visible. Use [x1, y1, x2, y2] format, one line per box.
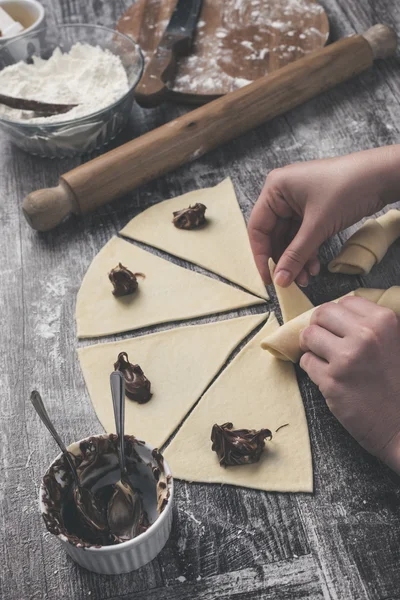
[0, 24, 144, 157]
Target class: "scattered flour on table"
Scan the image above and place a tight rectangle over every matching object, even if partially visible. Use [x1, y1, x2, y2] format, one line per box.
[169, 0, 328, 95]
[32, 275, 68, 362]
[0, 43, 130, 123]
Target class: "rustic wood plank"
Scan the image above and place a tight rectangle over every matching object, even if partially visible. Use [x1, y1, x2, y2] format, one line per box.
[160, 482, 310, 584]
[1, 0, 400, 599]
[0, 143, 49, 600]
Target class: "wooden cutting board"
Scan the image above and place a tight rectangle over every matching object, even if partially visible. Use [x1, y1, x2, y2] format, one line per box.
[117, 0, 329, 102]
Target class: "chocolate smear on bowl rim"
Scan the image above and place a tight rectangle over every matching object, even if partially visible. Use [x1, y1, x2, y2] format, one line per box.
[108, 263, 145, 297]
[40, 434, 171, 548]
[211, 422, 272, 467]
[114, 352, 152, 404]
[151, 448, 171, 514]
[172, 203, 207, 229]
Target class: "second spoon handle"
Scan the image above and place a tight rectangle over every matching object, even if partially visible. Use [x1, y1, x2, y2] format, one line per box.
[110, 371, 127, 476]
[30, 390, 80, 487]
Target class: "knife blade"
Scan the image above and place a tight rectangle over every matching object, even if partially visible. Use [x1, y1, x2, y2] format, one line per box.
[166, 0, 203, 41]
[134, 0, 203, 107]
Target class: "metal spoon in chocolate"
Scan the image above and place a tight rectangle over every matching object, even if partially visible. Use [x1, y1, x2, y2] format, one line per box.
[108, 372, 144, 541]
[30, 391, 108, 536]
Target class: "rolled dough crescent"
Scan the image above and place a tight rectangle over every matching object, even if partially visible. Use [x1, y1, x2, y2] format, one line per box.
[261, 287, 400, 362]
[269, 258, 314, 322]
[78, 314, 267, 448]
[164, 313, 313, 493]
[76, 237, 266, 338]
[120, 178, 268, 299]
[328, 210, 400, 275]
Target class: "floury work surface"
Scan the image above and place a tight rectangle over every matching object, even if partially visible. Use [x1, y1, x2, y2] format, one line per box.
[1, 0, 400, 598]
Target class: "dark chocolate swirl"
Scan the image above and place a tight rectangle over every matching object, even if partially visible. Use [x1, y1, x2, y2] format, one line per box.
[211, 422, 272, 467]
[108, 263, 144, 297]
[114, 352, 152, 404]
[172, 203, 207, 229]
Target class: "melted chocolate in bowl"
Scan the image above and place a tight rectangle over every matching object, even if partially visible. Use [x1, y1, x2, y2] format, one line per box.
[40, 434, 172, 548]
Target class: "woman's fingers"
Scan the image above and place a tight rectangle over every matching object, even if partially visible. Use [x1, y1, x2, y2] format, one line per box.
[248, 172, 295, 285]
[299, 323, 341, 362]
[299, 351, 329, 388]
[306, 256, 320, 277]
[337, 295, 384, 318]
[310, 302, 361, 338]
[274, 217, 326, 287]
[294, 254, 320, 287]
[295, 268, 310, 288]
[248, 196, 275, 285]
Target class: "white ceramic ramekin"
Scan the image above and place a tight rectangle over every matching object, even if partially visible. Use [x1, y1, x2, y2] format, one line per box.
[39, 434, 174, 575]
[0, 0, 45, 45]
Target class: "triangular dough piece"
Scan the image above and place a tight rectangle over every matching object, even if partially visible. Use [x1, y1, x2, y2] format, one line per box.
[76, 237, 266, 338]
[164, 313, 313, 493]
[78, 314, 267, 447]
[120, 178, 268, 300]
[269, 258, 314, 322]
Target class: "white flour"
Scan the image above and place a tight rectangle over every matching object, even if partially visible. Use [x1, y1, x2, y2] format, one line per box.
[0, 43, 129, 123]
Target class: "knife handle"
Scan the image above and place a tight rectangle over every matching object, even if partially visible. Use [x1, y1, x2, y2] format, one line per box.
[135, 33, 190, 107]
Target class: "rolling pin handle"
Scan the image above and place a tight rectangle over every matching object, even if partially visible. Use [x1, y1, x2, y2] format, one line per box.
[362, 24, 397, 59]
[22, 180, 79, 232]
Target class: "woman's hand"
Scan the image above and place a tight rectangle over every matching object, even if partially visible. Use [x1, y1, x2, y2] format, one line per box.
[248, 146, 400, 287]
[299, 297, 400, 473]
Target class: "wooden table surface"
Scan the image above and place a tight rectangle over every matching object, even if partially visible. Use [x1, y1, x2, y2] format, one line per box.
[2, 0, 400, 598]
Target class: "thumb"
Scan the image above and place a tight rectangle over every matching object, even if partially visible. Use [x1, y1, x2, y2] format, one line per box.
[274, 218, 325, 287]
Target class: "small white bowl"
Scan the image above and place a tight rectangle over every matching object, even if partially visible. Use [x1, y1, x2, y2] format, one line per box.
[0, 0, 45, 44]
[39, 434, 174, 575]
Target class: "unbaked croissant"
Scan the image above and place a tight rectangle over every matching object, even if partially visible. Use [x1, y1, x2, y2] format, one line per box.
[261, 287, 400, 362]
[328, 210, 400, 275]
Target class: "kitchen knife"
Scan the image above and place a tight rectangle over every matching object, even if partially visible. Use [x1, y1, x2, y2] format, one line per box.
[134, 0, 203, 107]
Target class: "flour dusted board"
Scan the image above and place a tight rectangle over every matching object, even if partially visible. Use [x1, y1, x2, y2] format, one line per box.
[117, 0, 329, 100]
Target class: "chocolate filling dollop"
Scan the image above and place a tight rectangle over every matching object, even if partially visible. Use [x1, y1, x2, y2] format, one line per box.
[211, 422, 272, 467]
[108, 263, 145, 297]
[172, 203, 207, 229]
[114, 352, 152, 404]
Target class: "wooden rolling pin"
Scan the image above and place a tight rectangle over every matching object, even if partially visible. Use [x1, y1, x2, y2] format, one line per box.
[23, 24, 397, 231]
